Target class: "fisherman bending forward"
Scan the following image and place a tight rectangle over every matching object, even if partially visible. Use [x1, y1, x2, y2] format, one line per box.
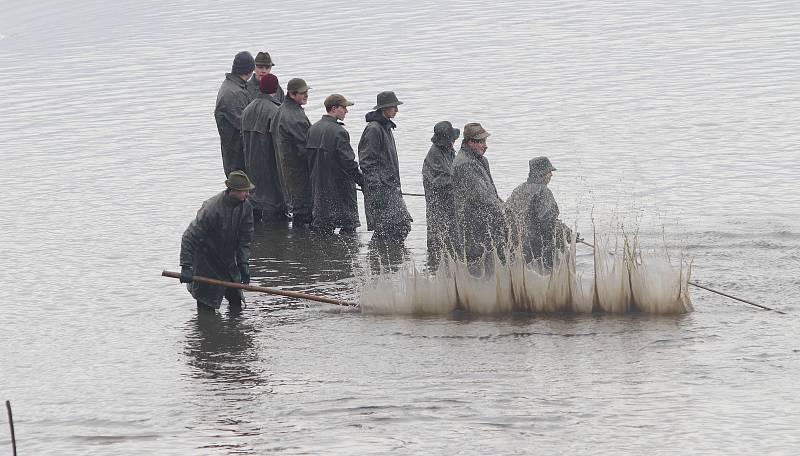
[504, 157, 576, 269]
[179, 171, 255, 311]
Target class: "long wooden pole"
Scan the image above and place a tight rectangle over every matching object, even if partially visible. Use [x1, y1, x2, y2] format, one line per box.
[162, 271, 358, 307]
[578, 240, 784, 314]
[6, 401, 16, 456]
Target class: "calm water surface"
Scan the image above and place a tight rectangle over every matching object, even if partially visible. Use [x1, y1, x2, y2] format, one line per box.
[1, 1, 799, 454]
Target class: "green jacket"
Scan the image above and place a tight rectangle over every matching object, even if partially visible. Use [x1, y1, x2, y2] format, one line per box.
[180, 191, 254, 308]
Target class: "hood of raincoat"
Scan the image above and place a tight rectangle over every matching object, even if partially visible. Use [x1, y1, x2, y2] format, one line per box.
[365, 109, 396, 129]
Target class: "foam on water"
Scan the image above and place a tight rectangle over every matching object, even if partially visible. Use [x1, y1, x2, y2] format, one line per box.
[359, 233, 693, 316]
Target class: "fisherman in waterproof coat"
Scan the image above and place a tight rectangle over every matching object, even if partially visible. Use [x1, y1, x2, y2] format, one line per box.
[179, 171, 255, 310]
[357, 91, 413, 241]
[505, 156, 575, 269]
[215, 51, 255, 176]
[241, 73, 288, 221]
[271, 78, 313, 226]
[307, 94, 364, 234]
[422, 121, 460, 267]
[246, 51, 285, 103]
[452, 122, 507, 272]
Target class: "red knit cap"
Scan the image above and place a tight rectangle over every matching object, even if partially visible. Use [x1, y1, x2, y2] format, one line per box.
[259, 74, 279, 94]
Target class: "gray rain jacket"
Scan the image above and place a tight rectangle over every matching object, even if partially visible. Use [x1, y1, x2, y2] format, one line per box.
[452, 145, 507, 264]
[307, 115, 363, 231]
[357, 110, 412, 236]
[215, 73, 251, 175]
[504, 173, 572, 268]
[180, 190, 254, 308]
[271, 96, 312, 218]
[422, 143, 458, 259]
[241, 93, 287, 215]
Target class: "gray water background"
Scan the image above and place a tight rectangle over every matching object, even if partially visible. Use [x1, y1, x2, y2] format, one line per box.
[1, 0, 799, 454]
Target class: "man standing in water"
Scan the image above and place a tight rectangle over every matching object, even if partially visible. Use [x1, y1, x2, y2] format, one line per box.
[422, 121, 460, 267]
[246, 51, 285, 103]
[307, 94, 364, 234]
[452, 122, 507, 272]
[505, 157, 576, 269]
[271, 78, 313, 226]
[179, 171, 255, 311]
[215, 51, 255, 176]
[358, 91, 413, 241]
[241, 74, 288, 222]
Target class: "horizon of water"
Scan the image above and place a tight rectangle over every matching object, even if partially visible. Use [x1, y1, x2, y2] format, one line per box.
[1, 1, 799, 454]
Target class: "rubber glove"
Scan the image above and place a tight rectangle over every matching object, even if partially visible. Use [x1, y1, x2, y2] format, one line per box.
[180, 265, 193, 283]
[239, 264, 250, 284]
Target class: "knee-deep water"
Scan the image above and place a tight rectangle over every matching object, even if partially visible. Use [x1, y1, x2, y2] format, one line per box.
[1, 1, 799, 454]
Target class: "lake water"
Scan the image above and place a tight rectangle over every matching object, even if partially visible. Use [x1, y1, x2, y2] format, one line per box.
[1, 1, 799, 454]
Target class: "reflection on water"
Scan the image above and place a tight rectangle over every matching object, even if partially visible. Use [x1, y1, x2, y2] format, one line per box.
[184, 310, 262, 385]
[250, 223, 361, 287]
[367, 236, 411, 275]
[2, 0, 799, 453]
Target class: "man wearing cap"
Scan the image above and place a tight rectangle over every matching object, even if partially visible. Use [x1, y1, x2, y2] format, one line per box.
[505, 157, 576, 269]
[357, 91, 413, 241]
[452, 122, 507, 272]
[179, 170, 255, 311]
[422, 121, 460, 267]
[271, 78, 313, 226]
[307, 94, 364, 234]
[215, 51, 255, 176]
[241, 73, 288, 222]
[247, 51, 285, 103]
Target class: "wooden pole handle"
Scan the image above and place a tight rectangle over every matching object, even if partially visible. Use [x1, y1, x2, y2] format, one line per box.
[162, 270, 358, 307]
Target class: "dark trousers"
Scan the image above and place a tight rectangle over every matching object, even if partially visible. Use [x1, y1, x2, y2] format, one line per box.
[197, 287, 242, 311]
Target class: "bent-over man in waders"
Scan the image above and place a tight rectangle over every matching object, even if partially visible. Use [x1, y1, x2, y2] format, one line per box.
[215, 51, 255, 176]
[307, 94, 364, 234]
[505, 157, 576, 269]
[246, 51, 285, 103]
[452, 123, 507, 274]
[422, 121, 460, 268]
[357, 91, 413, 241]
[179, 171, 255, 311]
[271, 78, 313, 226]
[241, 73, 288, 222]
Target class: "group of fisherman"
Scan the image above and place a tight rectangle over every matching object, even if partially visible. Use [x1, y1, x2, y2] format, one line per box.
[179, 51, 577, 311]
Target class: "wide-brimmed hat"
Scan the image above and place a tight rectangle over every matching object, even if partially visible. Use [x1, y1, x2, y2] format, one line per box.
[225, 170, 255, 191]
[529, 156, 557, 176]
[287, 78, 310, 93]
[373, 91, 403, 110]
[431, 121, 460, 145]
[324, 94, 354, 109]
[255, 51, 275, 67]
[463, 122, 490, 140]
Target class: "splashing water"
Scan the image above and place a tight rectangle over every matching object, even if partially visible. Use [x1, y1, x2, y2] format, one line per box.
[358, 234, 693, 316]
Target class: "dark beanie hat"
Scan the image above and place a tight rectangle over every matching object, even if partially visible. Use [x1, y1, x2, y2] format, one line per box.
[231, 51, 255, 75]
[259, 74, 279, 94]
